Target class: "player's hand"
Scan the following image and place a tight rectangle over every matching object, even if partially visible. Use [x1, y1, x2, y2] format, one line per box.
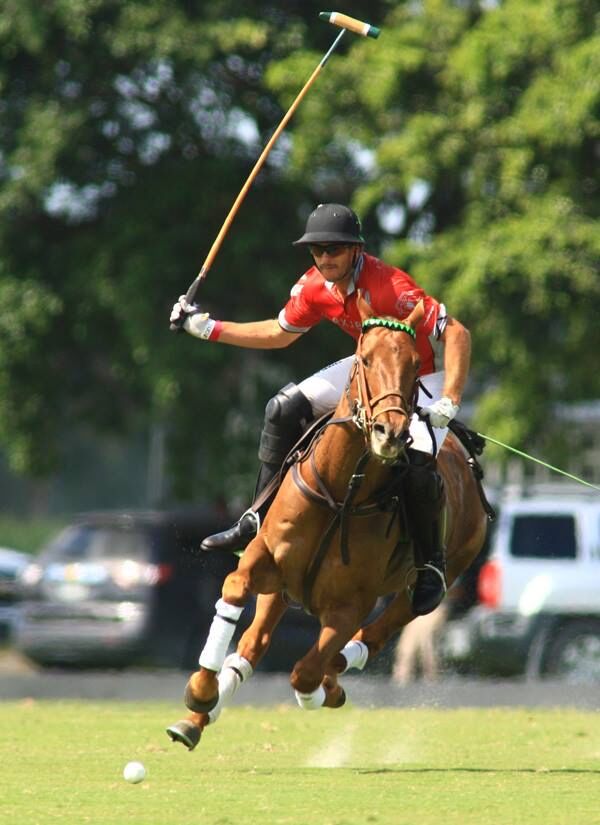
[422, 396, 459, 428]
[169, 296, 215, 339]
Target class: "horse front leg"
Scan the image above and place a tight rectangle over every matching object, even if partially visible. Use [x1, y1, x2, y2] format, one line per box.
[167, 593, 288, 750]
[199, 592, 289, 725]
[291, 606, 361, 711]
[186, 536, 282, 711]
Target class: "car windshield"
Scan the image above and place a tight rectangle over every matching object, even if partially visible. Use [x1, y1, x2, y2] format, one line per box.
[510, 514, 577, 559]
[43, 525, 151, 562]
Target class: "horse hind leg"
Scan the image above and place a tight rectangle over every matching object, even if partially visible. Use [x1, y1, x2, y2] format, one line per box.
[291, 608, 360, 711]
[320, 594, 415, 700]
[311, 637, 371, 709]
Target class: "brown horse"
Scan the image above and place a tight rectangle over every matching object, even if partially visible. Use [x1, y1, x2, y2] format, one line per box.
[167, 296, 488, 749]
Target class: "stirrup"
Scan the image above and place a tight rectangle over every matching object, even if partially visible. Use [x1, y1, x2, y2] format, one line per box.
[410, 563, 447, 616]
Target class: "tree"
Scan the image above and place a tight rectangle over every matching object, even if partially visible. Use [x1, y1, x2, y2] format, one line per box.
[0, 0, 389, 500]
[274, 0, 600, 462]
[2, 0, 598, 504]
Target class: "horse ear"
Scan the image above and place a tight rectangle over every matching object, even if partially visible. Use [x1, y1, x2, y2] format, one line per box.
[404, 299, 425, 329]
[356, 289, 375, 322]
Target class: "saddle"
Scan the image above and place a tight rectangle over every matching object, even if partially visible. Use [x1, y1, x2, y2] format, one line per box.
[251, 414, 496, 523]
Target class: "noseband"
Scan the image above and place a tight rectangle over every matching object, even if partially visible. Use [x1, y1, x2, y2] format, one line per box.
[350, 318, 417, 441]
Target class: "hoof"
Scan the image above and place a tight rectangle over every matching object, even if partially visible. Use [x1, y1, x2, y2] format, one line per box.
[333, 688, 346, 708]
[322, 677, 346, 709]
[166, 720, 201, 751]
[184, 682, 219, 714]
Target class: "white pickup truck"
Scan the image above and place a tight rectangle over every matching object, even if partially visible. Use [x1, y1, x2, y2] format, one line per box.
[442, 485, 600, 680]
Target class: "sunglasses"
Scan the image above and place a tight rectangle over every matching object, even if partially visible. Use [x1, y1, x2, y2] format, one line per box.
[309, 243, 350, 258]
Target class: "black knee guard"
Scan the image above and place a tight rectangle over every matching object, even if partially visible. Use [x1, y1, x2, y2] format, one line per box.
[258, 383, 314, 466]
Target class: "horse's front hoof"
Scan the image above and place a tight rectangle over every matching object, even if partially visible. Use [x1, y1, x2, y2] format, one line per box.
[166, 720, 201, 751]
[184, 681, 219, 714]
[322, 675, 346, 709]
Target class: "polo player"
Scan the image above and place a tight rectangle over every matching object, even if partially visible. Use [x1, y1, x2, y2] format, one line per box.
[170, 204, 471, 616]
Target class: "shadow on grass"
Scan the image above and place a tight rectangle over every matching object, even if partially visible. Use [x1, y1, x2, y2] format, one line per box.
[358, 767, 600, 775]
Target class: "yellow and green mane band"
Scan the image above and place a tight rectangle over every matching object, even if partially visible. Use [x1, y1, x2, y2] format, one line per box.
[361, 318, 416, 339]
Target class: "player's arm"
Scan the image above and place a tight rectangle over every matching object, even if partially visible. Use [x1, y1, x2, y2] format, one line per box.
[217, 319, 302, 349]
[439, 317, 471, 406]
[169, 297, 302, 349]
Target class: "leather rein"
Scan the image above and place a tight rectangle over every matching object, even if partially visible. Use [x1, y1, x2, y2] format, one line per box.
[292, 319, 418, 609]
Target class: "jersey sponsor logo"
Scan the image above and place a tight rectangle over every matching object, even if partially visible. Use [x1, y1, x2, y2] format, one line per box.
[332, 317, 362, 332]
[395, 290, 420, 316]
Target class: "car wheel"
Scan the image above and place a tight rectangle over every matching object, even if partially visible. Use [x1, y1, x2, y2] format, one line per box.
[543, 621, 600, 682]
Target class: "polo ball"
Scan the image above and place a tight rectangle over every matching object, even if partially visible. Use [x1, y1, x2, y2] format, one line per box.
[123, 761, 146, 784]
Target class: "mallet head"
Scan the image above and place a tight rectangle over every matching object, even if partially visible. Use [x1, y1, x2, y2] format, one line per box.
[319, 11, 381, 39]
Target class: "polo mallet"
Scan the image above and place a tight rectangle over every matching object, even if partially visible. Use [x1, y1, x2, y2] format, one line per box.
[171, 11, 380, 327]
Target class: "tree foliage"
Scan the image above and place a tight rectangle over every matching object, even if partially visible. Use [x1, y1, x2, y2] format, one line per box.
[277, 0, 600, 457]
[0, 0, 598, 501]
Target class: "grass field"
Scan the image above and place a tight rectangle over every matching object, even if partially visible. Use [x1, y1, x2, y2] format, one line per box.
[1, 700, 599, 825]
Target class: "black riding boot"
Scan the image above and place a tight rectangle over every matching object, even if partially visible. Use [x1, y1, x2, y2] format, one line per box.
[200, 461, 278, 552]
[403, 451, 447, 616]
[201, 383, 313, 553]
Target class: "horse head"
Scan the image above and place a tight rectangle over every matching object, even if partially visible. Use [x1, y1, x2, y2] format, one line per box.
[350, 292, 423, 463]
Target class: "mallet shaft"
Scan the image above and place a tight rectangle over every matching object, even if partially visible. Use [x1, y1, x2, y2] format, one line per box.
[177, 13, 381, 311]
[184, 31, 346, 304]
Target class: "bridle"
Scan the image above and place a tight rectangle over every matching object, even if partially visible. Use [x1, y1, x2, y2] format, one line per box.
[349, 318, 417, 446]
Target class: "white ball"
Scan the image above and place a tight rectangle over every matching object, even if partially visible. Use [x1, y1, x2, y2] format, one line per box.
[123, 761, 146, 784]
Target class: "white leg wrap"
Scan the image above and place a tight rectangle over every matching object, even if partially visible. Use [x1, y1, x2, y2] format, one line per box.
[207, 654, 254, 725]
[198, 599, 243, 672]
[222, 652, 254, 683]
[339, 640, 369, 673]
[295, 685, 326, 711]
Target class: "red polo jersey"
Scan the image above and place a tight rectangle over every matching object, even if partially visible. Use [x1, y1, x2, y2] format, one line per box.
[278, 253, 446, 376]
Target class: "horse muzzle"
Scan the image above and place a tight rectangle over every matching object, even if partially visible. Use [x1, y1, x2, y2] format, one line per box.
[370, 421, 409, 462]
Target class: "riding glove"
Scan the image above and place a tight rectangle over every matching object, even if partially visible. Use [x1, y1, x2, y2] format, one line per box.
[422, 396, 459, 428]
[170, 296, 218, 340]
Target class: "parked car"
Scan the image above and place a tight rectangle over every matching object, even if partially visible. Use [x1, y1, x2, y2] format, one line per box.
[441, 485, 600, 680]
[0, 547, 29, 641]
[14, 508, 320, 671]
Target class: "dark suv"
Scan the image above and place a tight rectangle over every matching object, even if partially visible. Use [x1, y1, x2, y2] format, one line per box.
[14, 509, 319, 670]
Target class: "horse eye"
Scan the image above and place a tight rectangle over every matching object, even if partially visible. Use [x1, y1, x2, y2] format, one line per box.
[362, 357, 370, 368]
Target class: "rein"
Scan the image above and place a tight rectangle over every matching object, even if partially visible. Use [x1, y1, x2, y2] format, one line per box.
[294, 318, 417, 610]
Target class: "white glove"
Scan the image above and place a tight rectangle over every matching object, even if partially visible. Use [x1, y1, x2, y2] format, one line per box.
[169, 296, 217, 340]
[422, 396, 460, 428]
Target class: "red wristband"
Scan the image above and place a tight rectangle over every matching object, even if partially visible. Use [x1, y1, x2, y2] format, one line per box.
[209, 320, 223, 341]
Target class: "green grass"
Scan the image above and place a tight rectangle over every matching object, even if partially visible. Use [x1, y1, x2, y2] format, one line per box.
[1, 701, 599, 825]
